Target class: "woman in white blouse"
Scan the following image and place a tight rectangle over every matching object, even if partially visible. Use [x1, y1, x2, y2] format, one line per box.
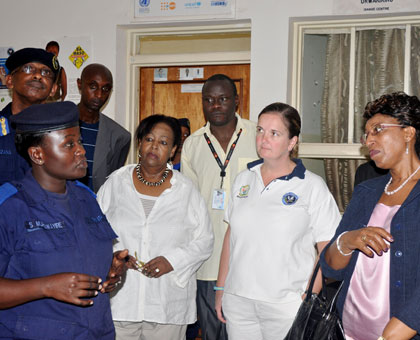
[97, 114, 214, 340]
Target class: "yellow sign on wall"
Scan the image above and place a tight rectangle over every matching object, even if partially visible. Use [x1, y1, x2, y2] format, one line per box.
[69, 46, 89, 69]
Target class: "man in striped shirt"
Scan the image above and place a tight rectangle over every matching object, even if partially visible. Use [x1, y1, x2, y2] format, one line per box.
[77, 63, 130, 192]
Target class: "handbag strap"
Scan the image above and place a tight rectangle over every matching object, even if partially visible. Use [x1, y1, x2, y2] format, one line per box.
[325, 280, 344, 315]
[304, 260, 344, 306]
[304, 260, 321, 301]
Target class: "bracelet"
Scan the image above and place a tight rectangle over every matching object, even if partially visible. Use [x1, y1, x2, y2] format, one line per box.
[336, 231, 354, 256]
[213, 286, 224, 291]
[377, 336, 386, 340]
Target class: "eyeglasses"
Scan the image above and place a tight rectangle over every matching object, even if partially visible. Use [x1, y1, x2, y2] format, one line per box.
[360, 123, 405, 144]
[13, 64, 54, 80]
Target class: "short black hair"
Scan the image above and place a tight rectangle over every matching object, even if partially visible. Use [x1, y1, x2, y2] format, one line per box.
[203, 74, 238, 97]
[80, 63, 113, 85]
[15, 133, 46, 164]
[364, 92, 420, 157]
[45, 41, 59, 51]
[135, 114, 181, 150]
[178, 118, 191, 134]
[258, 102, 301, 139]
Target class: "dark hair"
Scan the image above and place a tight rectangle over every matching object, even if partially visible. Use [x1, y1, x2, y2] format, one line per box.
[15, 133, 46, 164]
[135, 114, 181, 151]
[45, 41, 59, 51]
[364, 92, 420, 157]
[258, 102, 301, 139]
[80, 63, 113, 85]
[178, 118, 191, 134]
[203, 74, 238, 97]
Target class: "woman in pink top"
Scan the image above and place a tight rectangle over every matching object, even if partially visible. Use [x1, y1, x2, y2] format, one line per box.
[321, 92, 420, 340]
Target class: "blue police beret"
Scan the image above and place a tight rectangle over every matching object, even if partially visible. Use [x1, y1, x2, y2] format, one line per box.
[11, 101, 79, 134]
[5, 47, 60, 77]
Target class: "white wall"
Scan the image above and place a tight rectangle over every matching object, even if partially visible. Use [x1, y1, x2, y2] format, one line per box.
[0, 0, 334, 124]
[238, 0, 335, 118]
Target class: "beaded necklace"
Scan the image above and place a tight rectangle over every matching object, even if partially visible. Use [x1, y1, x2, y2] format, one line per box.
[135, 163, 169, 187]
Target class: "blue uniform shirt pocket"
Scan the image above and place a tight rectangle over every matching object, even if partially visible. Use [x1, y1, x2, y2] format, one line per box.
[14, 315, 76, 340]
[85, 214, 118, 241]
[23, 220, 75, 252]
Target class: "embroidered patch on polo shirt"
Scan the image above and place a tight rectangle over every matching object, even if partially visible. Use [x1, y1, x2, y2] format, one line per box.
[282, 192, 298, 205]
[237, 185, 250, 198]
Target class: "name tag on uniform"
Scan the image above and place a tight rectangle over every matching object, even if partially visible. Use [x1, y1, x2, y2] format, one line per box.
[212, 189, 225, 210]
[25, 220, 65, 232]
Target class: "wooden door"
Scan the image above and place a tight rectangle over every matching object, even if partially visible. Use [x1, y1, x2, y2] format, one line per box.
[139, 64, 250, 133]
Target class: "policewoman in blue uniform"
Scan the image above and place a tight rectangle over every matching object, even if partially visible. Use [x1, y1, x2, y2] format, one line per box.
[0, 101, 132, 339]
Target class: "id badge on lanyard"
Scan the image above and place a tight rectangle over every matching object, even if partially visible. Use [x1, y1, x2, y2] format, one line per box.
[212, 188, 225, 210]
[204, 129, 242, 211]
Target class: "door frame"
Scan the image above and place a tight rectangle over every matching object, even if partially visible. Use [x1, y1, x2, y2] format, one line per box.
[117, 21, 251, 163]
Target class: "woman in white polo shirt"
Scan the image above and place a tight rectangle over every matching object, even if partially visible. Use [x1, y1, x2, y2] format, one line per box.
[215, 102, 340, 340]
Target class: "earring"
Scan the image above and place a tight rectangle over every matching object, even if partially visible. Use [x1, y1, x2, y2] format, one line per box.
[406, 142, 409, 155]
[138, 151, 142, 159]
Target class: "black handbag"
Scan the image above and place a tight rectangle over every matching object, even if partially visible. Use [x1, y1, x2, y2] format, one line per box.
[284, 261, 345, 340]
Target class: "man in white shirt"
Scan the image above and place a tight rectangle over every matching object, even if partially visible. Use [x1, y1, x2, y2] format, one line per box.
[181, 74, 258, 340]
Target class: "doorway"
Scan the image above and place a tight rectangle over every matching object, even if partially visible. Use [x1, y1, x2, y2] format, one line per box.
[139, 63, 250, 133]
[120, 22, 251, 163]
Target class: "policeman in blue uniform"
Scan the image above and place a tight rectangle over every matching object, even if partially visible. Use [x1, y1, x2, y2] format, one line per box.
[0, 102, 132, 339]
[0, 47, 59, 185]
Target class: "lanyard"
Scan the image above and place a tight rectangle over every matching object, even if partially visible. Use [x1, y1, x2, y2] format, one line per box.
[204, 128, 243, 188]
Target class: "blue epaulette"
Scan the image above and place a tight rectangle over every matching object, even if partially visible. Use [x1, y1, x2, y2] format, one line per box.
[0, 183, 18, 206]
[75, 180, 97, 198]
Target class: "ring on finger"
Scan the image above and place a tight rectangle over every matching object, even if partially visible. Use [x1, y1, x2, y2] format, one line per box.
[361, 235, 367, 242]
[155, 268, 160, 273]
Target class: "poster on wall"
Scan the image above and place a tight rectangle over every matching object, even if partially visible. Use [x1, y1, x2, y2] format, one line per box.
[0, 47, 14, 110]
[333, 0, 420, 15]
[133, 0, 235, 21]
[68, 46, 89, 70]
[42, 36, 92, 104]
[154, 68, 168, 81]
[179, 67, 204, 80]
